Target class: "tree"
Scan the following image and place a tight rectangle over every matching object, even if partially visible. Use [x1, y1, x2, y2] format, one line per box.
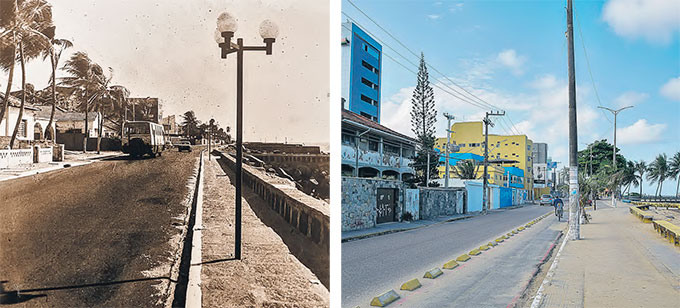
[578, 139, 627, 175]
[452, 159, 478, 180]
[619, 160, 636, 196]
[668, 151, 680, 197]
[60, 51, 107, 153]
[647, 154, 669, 196]
[633, 160, 647, 196]
[410, 52, 437, 186]
[42, 29, 72, 140]
[181, 110, 199, 140]
[1, 0, 54, 148]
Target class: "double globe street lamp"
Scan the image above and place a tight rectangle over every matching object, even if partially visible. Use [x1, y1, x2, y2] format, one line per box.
[215, 12, 278, 260]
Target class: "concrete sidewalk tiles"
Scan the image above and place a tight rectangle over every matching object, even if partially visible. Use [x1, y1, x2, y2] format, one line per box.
[198, 156, 328, 307]
[535, 206, 680, 308]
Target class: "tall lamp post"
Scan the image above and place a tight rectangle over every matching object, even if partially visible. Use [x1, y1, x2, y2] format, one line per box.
[597, 105, 633, 208]
[215, 12, 278, 260]
[443, 113, 455, 188]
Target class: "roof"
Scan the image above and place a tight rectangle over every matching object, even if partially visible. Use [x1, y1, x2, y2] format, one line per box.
[0, 93, 42, 111]
[341, 109, 416, 143]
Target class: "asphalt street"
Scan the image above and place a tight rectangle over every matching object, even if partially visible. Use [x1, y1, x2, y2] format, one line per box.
[341, 204, 555, 307]
[0, 149, 199, 307]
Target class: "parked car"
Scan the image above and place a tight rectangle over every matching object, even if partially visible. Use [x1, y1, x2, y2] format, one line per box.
[177, 141, 192, 152]
[539, 194, 554, 206]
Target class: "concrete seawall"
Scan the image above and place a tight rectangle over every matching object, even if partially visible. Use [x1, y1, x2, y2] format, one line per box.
[216, 150, 330, 252]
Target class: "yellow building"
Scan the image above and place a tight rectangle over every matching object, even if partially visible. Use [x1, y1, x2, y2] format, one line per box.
[434, 121, 534, 194]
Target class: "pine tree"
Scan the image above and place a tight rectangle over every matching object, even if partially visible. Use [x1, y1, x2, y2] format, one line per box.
[410, 52, 437, 186]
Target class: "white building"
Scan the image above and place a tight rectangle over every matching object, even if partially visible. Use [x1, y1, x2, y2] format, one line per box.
[0, 94, 56, 146]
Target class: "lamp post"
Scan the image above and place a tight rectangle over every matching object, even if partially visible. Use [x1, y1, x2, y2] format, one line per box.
[209, 118, 215, 160]
[215, 12, 278, 260]
[597, 105, 633, 208]
[443, 113, 455, 188]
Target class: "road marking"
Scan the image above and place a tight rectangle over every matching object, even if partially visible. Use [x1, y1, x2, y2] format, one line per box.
[186, 151, 205, 308]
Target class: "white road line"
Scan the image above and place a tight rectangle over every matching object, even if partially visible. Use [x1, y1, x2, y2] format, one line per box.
[530, 224, 569, 308]
[186, 151, 205, 308]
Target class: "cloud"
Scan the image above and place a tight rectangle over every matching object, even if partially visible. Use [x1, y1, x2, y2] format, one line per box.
[614, 91, 648, 108]
[450, 3, 464, 12]
[660, 76, 680, 101]
[602, 0, 680, 44]
[616, 119, 667, 145]
[496, 49, 526, 75]
[427, 14, 441, 20]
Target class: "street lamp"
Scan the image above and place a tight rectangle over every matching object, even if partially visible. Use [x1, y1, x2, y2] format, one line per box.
[597, 105, 633, 208]
[215, 12, 278, 260]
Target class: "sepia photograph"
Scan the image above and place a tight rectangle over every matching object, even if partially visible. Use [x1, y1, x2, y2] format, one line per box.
[0, 0, 329, 307]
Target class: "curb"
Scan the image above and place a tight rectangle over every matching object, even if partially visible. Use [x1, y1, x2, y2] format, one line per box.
[370, 290, 400, 307]
[423, 268, 443, 279]
[400, 278, 421, 291]
[186, 151, 206, 307]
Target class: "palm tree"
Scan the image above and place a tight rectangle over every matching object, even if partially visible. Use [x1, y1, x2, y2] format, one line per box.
[60, 51, 107, 153]
[634, 160, 646, 197]
[181, 110, 199, 140]
[107, 85, 130, 137]
[668, 152, 680, 197]
[41, 29, 72, 141]
[647, 154, 669, 197]
[619, 161, 637, 197]
[1, 0, 54, 148]
[452, 159, 478, 180]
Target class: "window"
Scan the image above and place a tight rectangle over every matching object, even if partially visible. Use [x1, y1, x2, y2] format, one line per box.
[368, 139, 379, 151]
[342, 134, 355, 146]
[384, 144, 400, 155]
[361, 60, 379, 74]
[127, 123, 150, 134]
[361, 77, 379, 90]
[359, 112, 377, 122]
[362, 42, 380, 60]
[18, 120, 27, 137]
[360, 94, 378, 106]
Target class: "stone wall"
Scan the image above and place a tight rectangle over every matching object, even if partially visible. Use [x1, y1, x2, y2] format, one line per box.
[341, 177, 405, 231]
[216, 151, 329, 251]
[244, 142, 321, 154]
[419, 187, 466, 220]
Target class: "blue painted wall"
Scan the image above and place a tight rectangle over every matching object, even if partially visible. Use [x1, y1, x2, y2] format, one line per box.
[499, 187, 513, 208]
[348, 23, 382, 122]
[465, 181, 483, 212]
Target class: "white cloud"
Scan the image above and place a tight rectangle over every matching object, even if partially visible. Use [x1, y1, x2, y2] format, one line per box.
[496, 49, 526, 75]
[602, 0, 680, 44]
[450, 3, 464, 12]
[616, 119, 667, 145]
[614, 91, 648, 108]
[660, 76, 680, 101]
[427, 14, 441, 20]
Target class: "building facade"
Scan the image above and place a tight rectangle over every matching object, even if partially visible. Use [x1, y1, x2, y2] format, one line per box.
[341, 109, 416, 181]
[435, 121, 534, 197]
[341, 22, 382, 123]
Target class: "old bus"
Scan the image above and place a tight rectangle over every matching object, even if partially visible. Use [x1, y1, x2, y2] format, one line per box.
[122, 121, 165, 158]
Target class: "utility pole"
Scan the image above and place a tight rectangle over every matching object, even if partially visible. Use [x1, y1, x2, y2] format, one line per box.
[443, 113, 455, 188]
[567, 0, 580, 240]
[426, 150, 430, 187]
[597, 105, 633, 208]
[482, 111, 505, 214]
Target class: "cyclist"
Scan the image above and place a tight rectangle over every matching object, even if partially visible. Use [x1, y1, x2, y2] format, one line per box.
[554, 196, 564, 220]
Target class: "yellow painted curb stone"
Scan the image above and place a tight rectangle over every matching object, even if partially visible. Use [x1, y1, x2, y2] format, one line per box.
[469, 249, 481, 256]
[456, 254, 471, 262]
[496, 237, 504, 243]
[423, 267, 443, 279]
[488, 241, 497, 247]
[443, 259, 459, 269]
[400, 278, 421, 291]
[370, 290, 400, 307]
[479, 245, 490, 251]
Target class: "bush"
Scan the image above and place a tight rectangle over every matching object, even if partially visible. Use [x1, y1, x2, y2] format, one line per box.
[402, 211, 413, 221]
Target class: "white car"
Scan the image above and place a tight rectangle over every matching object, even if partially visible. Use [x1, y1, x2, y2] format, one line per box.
[539, 194, 554, 206]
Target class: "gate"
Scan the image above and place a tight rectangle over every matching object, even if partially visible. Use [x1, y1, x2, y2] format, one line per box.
[376, 188, 397, 224]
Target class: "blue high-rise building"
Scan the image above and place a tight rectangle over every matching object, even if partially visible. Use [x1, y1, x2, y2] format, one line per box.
[341, 22, 382, 123]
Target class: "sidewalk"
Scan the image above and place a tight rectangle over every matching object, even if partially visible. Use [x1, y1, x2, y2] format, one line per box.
[0, 151, 121, 182]
[536, 203, 680, 307]
[198, 154, 328, 307]
[341, 203, 534, 242]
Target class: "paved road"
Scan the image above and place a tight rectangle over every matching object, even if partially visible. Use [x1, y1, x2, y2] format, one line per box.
[342, 205, 555, 307]
[0, 149, 199, 307]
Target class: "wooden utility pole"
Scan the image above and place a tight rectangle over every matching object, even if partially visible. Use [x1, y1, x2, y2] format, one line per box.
[567, 0, 580, 240]
[482, 111, 504, 213]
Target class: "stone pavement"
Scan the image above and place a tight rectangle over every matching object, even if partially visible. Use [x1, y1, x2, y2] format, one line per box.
[536, 201, 680, 308]
[198, 153, 328, 307]
[341, 203, 534, 242]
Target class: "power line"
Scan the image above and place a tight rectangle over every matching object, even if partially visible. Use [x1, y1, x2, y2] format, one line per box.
[576, 14, 612, 124]
[344, 0, 525, 134]
[341, 18, 515, 136]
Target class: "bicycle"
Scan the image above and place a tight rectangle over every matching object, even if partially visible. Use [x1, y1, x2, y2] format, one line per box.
[554, 201, 564, 221]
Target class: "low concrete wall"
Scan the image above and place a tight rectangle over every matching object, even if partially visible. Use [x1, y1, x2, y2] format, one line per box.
[0, 149, 33, 169]
[244, 142, 321, 154]
[419, 187, 466, 219]
[35, 146, 53, 163]
[216, 151, 329, 251]
[341, 177, 405, 231]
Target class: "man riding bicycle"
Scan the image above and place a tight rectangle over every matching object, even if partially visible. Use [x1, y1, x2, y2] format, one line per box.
[554, 196, 564, 220]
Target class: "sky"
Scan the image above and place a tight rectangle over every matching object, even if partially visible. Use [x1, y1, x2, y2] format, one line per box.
[343, 0, 680, 195]
[0, 0, 330, 146]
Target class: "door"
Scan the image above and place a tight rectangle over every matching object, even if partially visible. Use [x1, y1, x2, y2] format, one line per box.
[376, 188, 397, 224]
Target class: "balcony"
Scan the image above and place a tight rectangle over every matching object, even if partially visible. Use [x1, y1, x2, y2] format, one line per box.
[342, 144, 414, 172]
